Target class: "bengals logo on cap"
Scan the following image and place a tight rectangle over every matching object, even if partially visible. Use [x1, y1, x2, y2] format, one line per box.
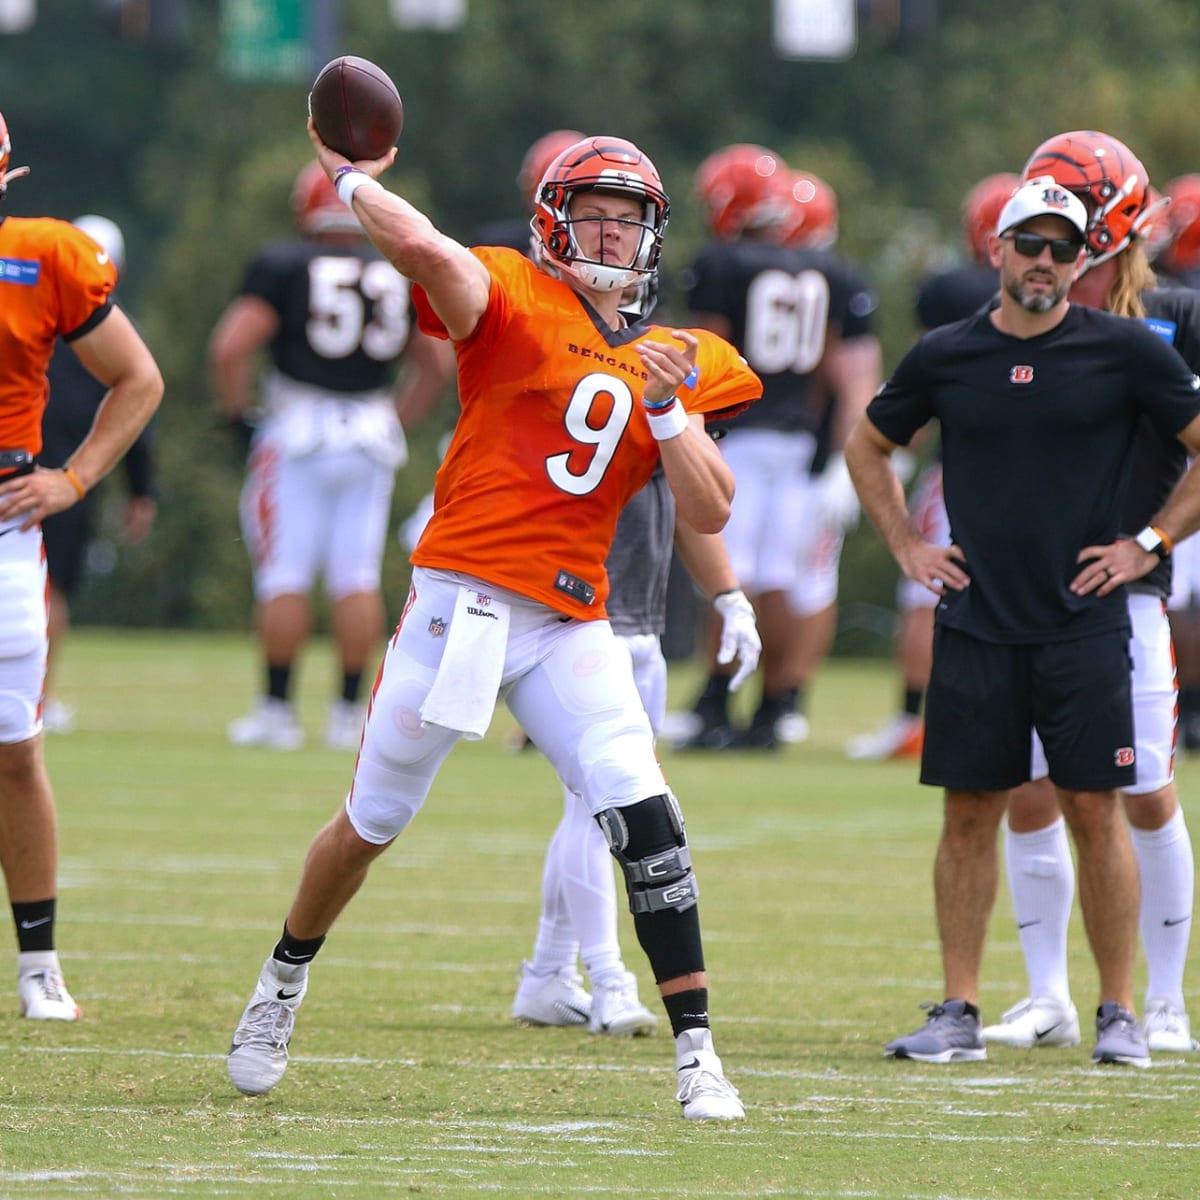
[1041, 185, 1074, 211]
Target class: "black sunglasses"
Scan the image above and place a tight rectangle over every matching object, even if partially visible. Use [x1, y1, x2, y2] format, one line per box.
[1004, 231, 1083, 264]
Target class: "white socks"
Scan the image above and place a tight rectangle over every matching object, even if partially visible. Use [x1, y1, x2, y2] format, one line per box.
[1130, 807, 1194, 1009]
[1004, 817, 1075, 1003]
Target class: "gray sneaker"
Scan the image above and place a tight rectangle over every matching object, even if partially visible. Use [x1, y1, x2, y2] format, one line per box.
[1092, 1001, 1151, 1068]
[885, 1000, 987, 1063]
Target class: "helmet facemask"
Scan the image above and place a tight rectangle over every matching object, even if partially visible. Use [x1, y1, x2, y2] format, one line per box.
[532, 137, 670, 294]
[535, 184, 667, 292]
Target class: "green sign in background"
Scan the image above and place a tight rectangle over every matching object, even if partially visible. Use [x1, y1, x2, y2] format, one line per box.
[220, 0, 312, 83]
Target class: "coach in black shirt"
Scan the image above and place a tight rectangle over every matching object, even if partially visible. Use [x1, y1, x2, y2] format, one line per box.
[846, 176, 1200, 1067]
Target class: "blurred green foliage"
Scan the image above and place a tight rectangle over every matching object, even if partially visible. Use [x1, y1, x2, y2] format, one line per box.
[4, 0, 1200, 633]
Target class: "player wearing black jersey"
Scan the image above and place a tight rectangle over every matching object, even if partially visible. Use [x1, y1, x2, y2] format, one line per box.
[211, 163, 453, 751]
[1155, 175, 1200, 754]
[847, 175, 1200, 1069]
[978, 134, 1200, 1056]
[678, 147, 881, 750]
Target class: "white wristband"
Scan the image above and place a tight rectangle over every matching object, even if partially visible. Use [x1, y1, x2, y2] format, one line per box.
[335, 170, 383, 207]
[645, 401, 690, 441]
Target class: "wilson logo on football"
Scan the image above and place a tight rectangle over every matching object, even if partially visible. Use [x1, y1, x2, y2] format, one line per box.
[1010, 365, 1034, 384]
[1114, 746, 1135, 767]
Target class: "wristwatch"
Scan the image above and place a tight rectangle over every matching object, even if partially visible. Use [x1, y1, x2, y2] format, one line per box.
[1134, 525, 1173, 560]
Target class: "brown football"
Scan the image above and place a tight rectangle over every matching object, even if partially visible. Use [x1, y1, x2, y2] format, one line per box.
[308, 56, 403, 161]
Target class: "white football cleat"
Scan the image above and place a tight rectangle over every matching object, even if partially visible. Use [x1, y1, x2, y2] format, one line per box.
[324, 700, 365, 751]
[18, 953, 81, 1021]
[227, 957, 308, 1096]
[844, 714, 923, 761]
[1143, 999, 1200, 1052]
[41, 698, 76, 735]
[511, 962, 591, 1026]
[675, 1028, 744, 1120]
[227, 698, 305, 751]
[981, 995, 1081, 1048]
[588, 970, 657, 1037]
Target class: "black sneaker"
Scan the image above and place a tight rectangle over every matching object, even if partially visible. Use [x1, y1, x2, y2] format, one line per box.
[676, 717, 738, 751]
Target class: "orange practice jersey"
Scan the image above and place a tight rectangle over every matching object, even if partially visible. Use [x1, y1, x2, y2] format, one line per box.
[0, 216, 116, 455]
[412, 247, 761, 620]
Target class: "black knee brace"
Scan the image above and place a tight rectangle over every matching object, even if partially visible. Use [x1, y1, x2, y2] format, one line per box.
[596, 792, 698, 914]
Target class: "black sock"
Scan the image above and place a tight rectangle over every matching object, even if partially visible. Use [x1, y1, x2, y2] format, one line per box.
[272, 923, 326, 966]
[341, 673, 362, 704]
[663, 988, 710, 1039]
[267, 665, 292, 703]
[693, 674, 731, 719]
[13, 899, 55, 953]
[903, 688, 924, 717]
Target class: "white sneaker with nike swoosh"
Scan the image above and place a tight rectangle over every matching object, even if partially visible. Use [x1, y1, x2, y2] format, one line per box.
[981, 995, 1080, 1048]
[675, 1028, 744, 1120]
[18, 951, 81, 1021]
[1143, 999, 1200, 1052]
[227, 957, 308, 1095]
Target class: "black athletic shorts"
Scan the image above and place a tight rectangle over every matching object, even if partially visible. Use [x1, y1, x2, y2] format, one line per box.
[921, 623, 1136, 793]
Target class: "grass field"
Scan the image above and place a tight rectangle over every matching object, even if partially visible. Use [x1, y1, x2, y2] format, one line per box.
[3, 629, 1199, 1199]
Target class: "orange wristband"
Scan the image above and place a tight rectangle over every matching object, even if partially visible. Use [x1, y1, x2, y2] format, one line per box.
[1151, 525, 1174, 555]
[63, 467, 86, 500]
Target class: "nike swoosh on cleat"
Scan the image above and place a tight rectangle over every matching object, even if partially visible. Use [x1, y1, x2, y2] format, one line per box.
[678, 1056, 701, 1072]
[276, 988, 301, 1001]
[1034, 1024, 1062, 1040]
[1163, 916, 1191, 926]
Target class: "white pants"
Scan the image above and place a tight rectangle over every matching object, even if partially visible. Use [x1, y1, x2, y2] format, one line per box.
[719, 428, 841, 616]
[346, 568, 666, 844]
[1030, 592, 1175, 794]
[0, 517, 47, 743]
[239, 430, 397, 602]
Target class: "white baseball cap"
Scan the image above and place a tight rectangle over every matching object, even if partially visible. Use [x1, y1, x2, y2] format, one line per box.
[995, 176, 1088, 239]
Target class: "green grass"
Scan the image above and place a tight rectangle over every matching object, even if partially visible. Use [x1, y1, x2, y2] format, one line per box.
[2, 630, 1198, 1198]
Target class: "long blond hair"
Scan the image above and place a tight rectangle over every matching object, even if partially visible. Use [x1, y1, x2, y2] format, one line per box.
[1106, 242, 1158, 318]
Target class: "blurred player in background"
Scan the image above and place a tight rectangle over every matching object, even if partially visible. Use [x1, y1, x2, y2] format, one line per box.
[0, 112, 162, 1019]
[845, 172, 1016, 761]
[676, 147, 881, 750]
[983, 134, 1200, 1055]
[226, 128, 760, 1120]
[211, 162, 453, 751]
[40, 215, 157, 735]
[1154, 175, 1200, 751]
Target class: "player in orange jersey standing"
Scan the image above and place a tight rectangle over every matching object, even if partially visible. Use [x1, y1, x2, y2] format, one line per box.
[227, 127, 760, 1121]
[0, 112, 162, 1019]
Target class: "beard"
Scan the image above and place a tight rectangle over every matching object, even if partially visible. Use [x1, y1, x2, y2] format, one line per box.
[1004, 271, 1070, 313]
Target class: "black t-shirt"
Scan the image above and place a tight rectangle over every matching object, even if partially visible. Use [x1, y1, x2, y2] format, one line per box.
[868, 304, 1200, 643]
[914, 263, 997, 331]
[239, 238, 415, 392]
[687, 237, 876, 436]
